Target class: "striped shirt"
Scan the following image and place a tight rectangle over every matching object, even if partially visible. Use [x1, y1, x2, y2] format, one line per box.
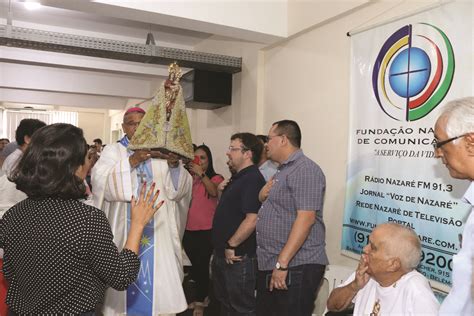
[256, 149, 328, 270]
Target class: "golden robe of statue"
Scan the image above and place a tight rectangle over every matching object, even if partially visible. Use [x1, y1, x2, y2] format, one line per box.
[129, 62, 194, 160]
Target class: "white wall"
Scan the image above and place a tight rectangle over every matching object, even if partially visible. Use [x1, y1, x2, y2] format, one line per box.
[263, 0, 444, 267]
[190, 37, 265, 178]
[264, 18, 353, 267]
[78, 111, 107, 145]
[188, 0, 446, 268]
[287, 0, 368, 36]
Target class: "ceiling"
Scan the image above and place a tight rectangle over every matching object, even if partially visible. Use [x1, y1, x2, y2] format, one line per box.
[0, 0, 369, 111]
[0, 0, 214, 47]
[0, 0, 261, 111]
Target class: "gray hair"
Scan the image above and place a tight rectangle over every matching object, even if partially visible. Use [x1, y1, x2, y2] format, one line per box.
[439, 97, 474, 138]
[379, 223, 421, 271]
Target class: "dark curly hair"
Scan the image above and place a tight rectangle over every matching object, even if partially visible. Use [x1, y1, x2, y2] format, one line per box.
[11, 124, 88, 200]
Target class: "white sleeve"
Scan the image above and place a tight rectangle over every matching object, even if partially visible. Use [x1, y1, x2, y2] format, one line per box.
[91, 144, 134, 206]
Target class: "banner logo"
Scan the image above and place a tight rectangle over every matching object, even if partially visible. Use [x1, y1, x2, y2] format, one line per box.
[372, 24, 455, 121]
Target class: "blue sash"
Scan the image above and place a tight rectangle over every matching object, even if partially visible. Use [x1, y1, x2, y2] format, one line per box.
[120, 136, 155, 315]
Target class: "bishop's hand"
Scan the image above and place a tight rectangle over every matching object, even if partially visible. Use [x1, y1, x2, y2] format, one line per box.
[148, 151, 180, 168]
[129, 150, 151, 168]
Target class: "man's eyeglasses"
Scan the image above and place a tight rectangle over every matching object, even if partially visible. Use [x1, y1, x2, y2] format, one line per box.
[433, 134, 467, 149]
[228, 146, 249, 152]
[266, 134, 283, 142]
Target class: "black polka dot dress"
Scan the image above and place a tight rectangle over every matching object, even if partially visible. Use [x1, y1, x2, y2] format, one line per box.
[0, 198, 140, 314]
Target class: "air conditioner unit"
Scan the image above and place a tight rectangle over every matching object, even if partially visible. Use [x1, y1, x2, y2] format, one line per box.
[182, 70, 233, 110]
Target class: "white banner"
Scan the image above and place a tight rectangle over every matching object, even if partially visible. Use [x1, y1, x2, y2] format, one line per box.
[342, 1, 473, 291]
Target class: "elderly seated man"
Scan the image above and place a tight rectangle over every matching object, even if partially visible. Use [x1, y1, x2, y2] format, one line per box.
[327, 223, 439, 315]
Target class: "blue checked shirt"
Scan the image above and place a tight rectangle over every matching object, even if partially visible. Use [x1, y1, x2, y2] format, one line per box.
[256, 149, 329, 270]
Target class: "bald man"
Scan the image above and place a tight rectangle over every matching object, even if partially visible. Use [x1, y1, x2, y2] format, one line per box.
[327, 223, 439, 315]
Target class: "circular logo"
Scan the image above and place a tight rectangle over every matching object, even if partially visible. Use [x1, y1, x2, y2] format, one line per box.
[372, 23, 455, 121]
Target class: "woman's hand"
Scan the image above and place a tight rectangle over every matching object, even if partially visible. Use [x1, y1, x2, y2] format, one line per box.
[189, 162, 204, 177]
[125, 182, 164, 255]
[130, 182, 164, 228]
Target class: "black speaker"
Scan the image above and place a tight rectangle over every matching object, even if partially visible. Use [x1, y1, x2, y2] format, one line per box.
[182, 70, 233, 109]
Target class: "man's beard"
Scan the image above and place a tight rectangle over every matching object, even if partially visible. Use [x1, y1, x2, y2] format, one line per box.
[227, 159, 236, 175]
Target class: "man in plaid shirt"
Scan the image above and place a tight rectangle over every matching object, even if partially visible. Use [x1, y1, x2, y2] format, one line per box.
[256, 120, 328, 316]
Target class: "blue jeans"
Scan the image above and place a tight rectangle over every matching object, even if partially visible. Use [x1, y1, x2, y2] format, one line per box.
[212, 254, 257, 316]
[256, 264, 325, 316]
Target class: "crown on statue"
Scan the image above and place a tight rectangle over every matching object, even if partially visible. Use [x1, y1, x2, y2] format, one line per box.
[168, 61, 182, 83]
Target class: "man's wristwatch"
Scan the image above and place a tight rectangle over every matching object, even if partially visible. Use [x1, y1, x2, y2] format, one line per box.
[225, 241, 236, 250]
[275, 261, 288, 271]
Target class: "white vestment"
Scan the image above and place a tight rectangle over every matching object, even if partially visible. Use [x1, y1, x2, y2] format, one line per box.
[92, 142, 192, 315]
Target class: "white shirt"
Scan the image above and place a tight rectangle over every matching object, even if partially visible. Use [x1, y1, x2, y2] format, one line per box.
[341, 270, 439, 315]
[0, 147, 27, 257]
[439, 181, 474, 315]
[0, 148, 26, 217]
[258, 159, 278, 181]
[1, 148, 23, 177]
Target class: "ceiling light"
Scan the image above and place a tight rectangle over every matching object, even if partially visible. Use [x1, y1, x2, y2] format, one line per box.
[23, 0, 42, 10]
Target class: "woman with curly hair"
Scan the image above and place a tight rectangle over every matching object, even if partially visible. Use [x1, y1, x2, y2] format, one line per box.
[0, 123, 163, 315]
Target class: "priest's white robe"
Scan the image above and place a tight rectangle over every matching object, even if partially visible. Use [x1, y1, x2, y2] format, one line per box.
[91, 142, 192, 315]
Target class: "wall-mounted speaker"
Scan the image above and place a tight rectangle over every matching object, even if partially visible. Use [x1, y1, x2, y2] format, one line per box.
[182, 69, 233, 110]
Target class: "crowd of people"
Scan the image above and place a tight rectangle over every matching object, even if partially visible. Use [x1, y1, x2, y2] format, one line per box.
[0, 96, 472, 315]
